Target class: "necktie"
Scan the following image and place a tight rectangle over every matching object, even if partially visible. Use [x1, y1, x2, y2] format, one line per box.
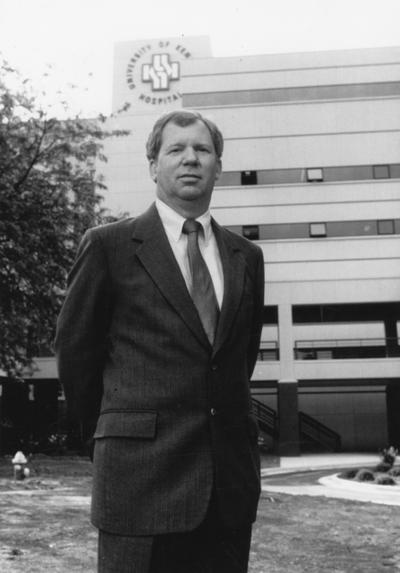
[182, 219, 219, 345]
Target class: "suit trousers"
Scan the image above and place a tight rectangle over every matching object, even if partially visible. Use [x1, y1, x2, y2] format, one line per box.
[98, 493, 253, 573]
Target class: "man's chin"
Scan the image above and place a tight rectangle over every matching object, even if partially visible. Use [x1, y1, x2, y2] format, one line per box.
[178, 187, 206, 200]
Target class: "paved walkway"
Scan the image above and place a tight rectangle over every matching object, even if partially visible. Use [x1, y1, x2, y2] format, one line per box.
[261, 453, 400, 506]
[261, 452, 378, 475]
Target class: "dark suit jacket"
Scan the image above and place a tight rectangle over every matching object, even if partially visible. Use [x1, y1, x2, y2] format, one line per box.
[55, 203, 265, 536]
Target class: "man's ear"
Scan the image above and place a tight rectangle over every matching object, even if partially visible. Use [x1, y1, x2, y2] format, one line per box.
[149, 160, 158, 183]
[215, 159, 222, 181]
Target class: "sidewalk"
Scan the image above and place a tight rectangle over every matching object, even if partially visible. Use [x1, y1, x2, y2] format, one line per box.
[261, 452, 378, 476]
[261, 452, 400, 506]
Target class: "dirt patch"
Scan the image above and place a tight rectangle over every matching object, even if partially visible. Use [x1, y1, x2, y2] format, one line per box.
[1, 456, 400, 572]
[0, 456, 95, 573]
[251, 491, 400, 572]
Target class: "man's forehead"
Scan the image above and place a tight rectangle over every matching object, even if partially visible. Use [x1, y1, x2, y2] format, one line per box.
[161, 120, 212, 143]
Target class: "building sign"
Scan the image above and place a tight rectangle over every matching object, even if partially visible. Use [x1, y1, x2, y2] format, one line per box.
[142, 54, 180, 91]
[125, 40, 191, 106]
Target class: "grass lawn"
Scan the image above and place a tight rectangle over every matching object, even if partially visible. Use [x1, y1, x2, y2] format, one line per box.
[0, 455, 399, 572]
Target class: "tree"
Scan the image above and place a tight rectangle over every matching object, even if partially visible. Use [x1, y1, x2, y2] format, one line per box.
[0, 56, 128, 380]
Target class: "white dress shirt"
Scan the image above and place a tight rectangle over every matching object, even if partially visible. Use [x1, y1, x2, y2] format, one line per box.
[155, 199, 224, 309]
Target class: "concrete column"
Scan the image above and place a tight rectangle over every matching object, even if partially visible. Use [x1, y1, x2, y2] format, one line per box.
[278, 381, 300, 456]
[0, 384, 2, 455]
[384, 319, 399, 357]
[278, 303, 295, 380]
[277, 304, 300, 456]
[386, 382, 400, 448]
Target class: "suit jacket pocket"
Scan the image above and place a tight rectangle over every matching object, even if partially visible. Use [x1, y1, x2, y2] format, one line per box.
[93, 410, 158, 439]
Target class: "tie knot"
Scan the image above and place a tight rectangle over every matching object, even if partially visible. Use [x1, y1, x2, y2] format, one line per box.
[182, 219, 201, 235]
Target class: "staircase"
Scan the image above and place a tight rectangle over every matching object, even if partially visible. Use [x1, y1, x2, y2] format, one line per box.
[299, 411, 341, 452]
[251, 398, 278, 439]
[251, 398, 341, 453]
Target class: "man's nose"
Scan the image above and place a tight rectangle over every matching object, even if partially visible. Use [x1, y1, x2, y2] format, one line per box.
[182, 147, 199, 163]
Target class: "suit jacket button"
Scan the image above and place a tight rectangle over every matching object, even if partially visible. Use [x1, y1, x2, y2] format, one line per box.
[211, 363, 218, 371]
[210, 408, 217, 416]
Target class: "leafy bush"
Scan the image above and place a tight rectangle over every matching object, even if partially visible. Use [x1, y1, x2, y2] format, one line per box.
[338, 449, 400, 486]
[374, 462, 392, 473]
[355, 469, 374, 482]
[339, 469, 358, 480]
[380, 446, 398, 466]
[375, 475, 396, 485]
[0, 56, 129, 381]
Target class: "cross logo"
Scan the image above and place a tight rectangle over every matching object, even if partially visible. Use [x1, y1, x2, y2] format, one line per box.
[142, 54, 180, 91]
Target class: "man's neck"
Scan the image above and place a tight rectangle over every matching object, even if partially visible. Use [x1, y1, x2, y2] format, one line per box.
[155, 197, 210, 220]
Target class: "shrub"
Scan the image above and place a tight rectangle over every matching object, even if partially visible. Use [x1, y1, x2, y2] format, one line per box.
[355, 469, 374, 482]
[381, 446, 398, 466]
[374, 462, 392, 473]
[375, 475, 396, 485]
[339, 469, 358, 480]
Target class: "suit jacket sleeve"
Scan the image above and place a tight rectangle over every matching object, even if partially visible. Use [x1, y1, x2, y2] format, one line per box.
[54, 228, 112, 440]
[247, 245, 265, 378]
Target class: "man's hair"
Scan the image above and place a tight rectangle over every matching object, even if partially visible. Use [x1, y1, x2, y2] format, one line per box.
[146, 110, 224, 161]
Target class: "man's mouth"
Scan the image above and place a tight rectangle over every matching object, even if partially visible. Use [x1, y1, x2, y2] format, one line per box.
[179, 173, 201, 179]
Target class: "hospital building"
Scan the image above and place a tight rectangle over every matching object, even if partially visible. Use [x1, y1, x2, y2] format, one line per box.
[23, 36, 400, 455]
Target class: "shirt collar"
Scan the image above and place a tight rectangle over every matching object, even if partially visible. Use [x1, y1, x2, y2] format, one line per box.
[155, 199, 213, 244]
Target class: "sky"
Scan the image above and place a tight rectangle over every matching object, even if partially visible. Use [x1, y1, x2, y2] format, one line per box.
[1, 0, 400, 116]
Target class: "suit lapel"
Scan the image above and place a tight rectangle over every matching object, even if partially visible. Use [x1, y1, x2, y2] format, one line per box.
[212, 221, 246, 356]
[132, 204, 210, 349]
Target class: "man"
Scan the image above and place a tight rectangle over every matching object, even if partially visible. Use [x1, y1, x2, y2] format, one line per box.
[55, 110, 265, 572]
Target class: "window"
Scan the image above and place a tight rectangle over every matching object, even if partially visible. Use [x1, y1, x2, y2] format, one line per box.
[323, 165, 372, 182]
[391, 165, 400, 178]
[258, 168, 302, 185]
[261, 223, 309, 240]
[241, 170, 257, 185]
[226, 219, 400, 241]
[378, 219, 395, 234]
[328, 220, 377, 237]
[306, 168, 324, 182]
[183, 82, 400, 108]
[215, 172, 241, 187]
[373, 165, 390, 179]
[309, 223, 327, 237]
[242, 225, 259, 240]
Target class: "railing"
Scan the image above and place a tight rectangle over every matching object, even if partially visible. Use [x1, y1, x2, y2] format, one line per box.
[251, 399, 342, 452]
[294, 337, 400, 360]
[299, 411, 341, 452]
[257, 341, 279, 361]
[251, 398, 278, 438]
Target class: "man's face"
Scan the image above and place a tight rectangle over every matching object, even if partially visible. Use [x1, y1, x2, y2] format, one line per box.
[149, 120, 222, 217]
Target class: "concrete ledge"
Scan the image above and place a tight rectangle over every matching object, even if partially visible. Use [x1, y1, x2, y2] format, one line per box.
[320, 473, 400, 494]
[261, 453, 378, 477]
[262, 469, 400, 506]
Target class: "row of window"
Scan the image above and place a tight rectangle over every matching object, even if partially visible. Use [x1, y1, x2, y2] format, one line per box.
[258, 341, 400, 361]
[227, 219, 400, 241]
[183, 80, 400, 108]
[215, 163, 400, 187]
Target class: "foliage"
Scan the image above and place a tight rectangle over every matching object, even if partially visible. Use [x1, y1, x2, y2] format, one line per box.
[21, 432, 68, 456]
[374, 475, 396, 485]
[354, 468, 374, 482]
[0, 56, 128, 380]
[339, 469, 357, 480]
[339, 448, 400, 487]
[374, 462, 392, 473]
[380, 446, 398, 466]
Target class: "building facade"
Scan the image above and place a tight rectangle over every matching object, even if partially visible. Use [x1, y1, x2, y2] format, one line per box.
[100, 39, 400, 454]
[18, 38, 400, 455]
